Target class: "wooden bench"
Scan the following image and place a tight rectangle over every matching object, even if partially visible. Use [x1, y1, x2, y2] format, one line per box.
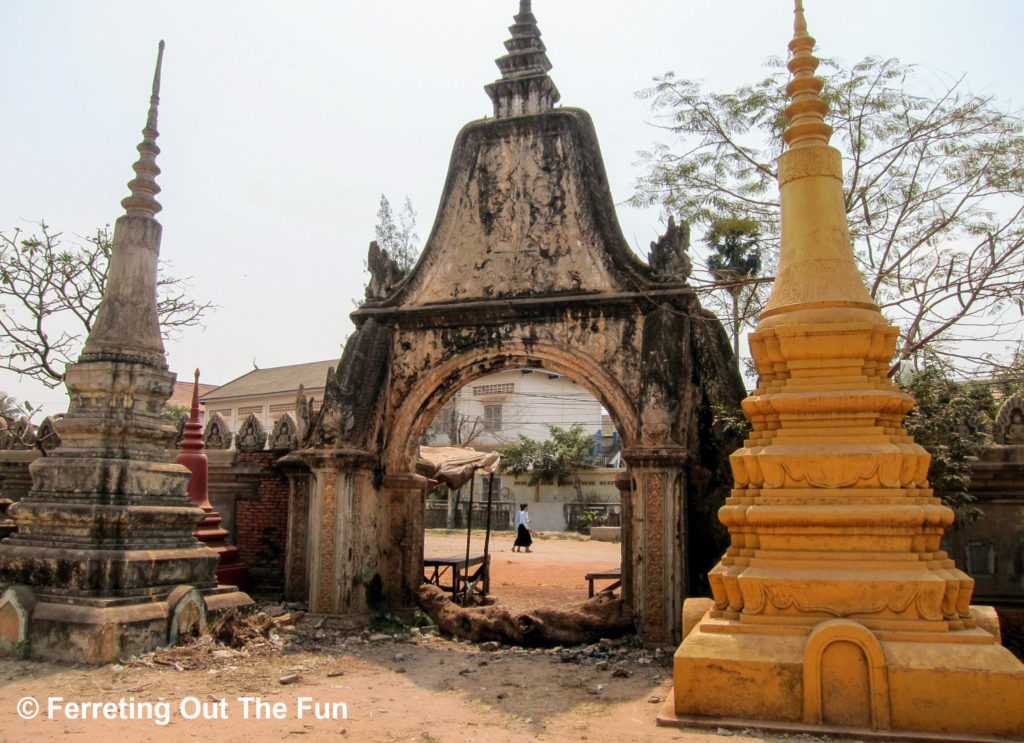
[584, 567, 621, 598]
[424, 553, 490, 602]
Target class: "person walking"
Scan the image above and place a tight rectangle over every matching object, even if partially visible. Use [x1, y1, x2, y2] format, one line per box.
[512, 503, 533, 553]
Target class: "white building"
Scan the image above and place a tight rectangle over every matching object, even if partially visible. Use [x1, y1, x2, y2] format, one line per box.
[198, 359, 331, 435]
[199, 362, 624, 531]
[426, 368, 609, 451]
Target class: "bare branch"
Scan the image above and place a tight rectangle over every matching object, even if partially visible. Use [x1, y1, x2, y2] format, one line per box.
[634, 57, 1024, 378]
[0, 220, 214, 387]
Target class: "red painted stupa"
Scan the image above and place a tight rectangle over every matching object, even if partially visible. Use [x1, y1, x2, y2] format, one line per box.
[177, 369, 250, 589]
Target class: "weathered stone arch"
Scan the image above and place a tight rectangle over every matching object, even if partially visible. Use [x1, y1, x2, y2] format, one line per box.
[290, 3, 745, 644]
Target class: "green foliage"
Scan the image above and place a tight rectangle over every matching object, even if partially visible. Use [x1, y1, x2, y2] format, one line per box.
[705, 217, 762, 361]
[0, 393, 26, 424]
[162, 403, 191, 427]
[633, 56, 1024, 378]
[987, 343, 1024, 400]
[900, 368, 994, 518]
[374, 195, 419, 271]
[710, 400, 752, 441]
[499, 423, 596, 500]
[411, 608, 434, 628]
[575, 509, 608, 535]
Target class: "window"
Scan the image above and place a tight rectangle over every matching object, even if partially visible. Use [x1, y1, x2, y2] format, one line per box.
[476, 474, 501, 496]
[269, 402, 295, 423]
[967, 542, 996, 576]
[483, 405, 502, 431]
[238, 405, 263, 418]
[473, 383, 514, 396]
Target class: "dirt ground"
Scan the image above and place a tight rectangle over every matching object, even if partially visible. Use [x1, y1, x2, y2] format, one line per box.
[439, 528, 623, 612]
[0, 530, 830, 743]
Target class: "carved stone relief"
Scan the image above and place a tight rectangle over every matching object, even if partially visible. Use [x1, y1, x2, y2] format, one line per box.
[365, 241, 406, 301]
[234, 413, 267, 452]
[993, 392, 1024, 445]
[406, 123, 618, 305]
[269, 413, 298, 451]
[35, 416, 61, 453]
[204, 412, 232, 450]
[648, 216, 692, 282]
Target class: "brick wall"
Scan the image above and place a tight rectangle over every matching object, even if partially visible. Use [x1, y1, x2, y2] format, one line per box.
[231, 450, 291, 595]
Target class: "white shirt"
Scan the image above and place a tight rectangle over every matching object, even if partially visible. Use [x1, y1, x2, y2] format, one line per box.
[516, 510, 530, 529]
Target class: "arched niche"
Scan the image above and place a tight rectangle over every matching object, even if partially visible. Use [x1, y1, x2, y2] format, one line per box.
[803, 619, 891, 730]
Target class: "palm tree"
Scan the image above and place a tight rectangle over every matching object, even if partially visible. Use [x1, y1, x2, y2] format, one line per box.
[0, 393, 23, 424]
[705, 217, 762, 365]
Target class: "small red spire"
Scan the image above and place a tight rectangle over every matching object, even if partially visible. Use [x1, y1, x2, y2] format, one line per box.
[176, 367, 210, 507]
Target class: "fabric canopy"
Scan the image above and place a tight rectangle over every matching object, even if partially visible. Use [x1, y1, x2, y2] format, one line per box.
[417, 446, 501, 490]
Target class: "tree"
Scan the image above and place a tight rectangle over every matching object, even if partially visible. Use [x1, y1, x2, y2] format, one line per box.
[161, 403, 191, 428]
[704, 216, 762, 363]
[499, 423, 597, 501]
[442, 409, 486, 448]
[0, 393, 24, 424]
[900, 367, 995, 519]
[632, 56, 1024, 378]
[374, 195, 419, 271]
[0, 221, 213, 388]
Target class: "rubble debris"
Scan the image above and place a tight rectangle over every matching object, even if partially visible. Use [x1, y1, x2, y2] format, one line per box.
[208, 609, 297, 649]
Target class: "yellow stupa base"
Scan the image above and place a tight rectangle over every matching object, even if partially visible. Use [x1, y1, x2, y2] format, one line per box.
[666, 601, 1024, 740]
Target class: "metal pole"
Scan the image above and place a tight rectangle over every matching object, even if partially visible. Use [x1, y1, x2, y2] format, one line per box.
[462, 470, 475, 601]
[482, 472, 494, 590]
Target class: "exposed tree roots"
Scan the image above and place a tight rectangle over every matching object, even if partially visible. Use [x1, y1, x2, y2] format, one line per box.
[415, 584, 633, 647]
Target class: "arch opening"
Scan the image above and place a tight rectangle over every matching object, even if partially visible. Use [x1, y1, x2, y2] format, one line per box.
[390, 347, 635, 622]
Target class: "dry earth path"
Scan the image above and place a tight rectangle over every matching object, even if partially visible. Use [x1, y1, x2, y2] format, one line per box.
[0, 529, 830, 743]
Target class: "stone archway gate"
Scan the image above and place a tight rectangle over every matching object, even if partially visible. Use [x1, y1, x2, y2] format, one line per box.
[286, 3, 745, 644]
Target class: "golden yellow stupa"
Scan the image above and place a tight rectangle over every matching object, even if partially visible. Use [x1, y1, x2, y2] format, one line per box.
[664, 1, 1024, 738]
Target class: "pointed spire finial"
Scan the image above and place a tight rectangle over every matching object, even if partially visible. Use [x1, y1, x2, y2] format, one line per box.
[484, 2, 560, 118]
[794, 0, 809, 38]
[121, 40, 165, 217]
[190, 368, 201, 417]
[782, 1, 831, 149]
[759, 0, 881, 327]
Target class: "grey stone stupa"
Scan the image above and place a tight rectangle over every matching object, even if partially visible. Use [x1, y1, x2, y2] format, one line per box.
[0, 42, 251, 663]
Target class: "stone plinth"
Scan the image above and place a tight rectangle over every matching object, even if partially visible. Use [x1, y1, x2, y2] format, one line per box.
[0, 362, 250, 662]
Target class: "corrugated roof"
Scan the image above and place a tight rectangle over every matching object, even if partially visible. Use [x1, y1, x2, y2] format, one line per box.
[199, 359, 336, 403]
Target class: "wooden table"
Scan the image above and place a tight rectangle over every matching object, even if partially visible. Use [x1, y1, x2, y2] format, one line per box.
[584, 567, 622, 597]
[424, 553, 490, 602]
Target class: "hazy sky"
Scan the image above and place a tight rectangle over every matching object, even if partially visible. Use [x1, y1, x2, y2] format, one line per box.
[2, 0, 1022, 417]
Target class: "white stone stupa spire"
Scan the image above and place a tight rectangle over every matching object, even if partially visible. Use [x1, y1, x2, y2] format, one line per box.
[79, 40, 168, 367]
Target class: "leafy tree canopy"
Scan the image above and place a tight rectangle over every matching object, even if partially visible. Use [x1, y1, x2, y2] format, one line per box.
[633, 56, 1024, 377]
[900, 368, 996, 518]
[499, 423, 597, 500]
[0, 393, 26, 424]
[374, 194, 419, 271]
[704, 216, 762, 362]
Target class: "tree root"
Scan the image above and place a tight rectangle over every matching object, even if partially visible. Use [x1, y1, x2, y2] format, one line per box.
[414, 584, 633, 647]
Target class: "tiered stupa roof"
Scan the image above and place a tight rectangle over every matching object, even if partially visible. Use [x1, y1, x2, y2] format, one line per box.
[484, 0, 560, 118]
